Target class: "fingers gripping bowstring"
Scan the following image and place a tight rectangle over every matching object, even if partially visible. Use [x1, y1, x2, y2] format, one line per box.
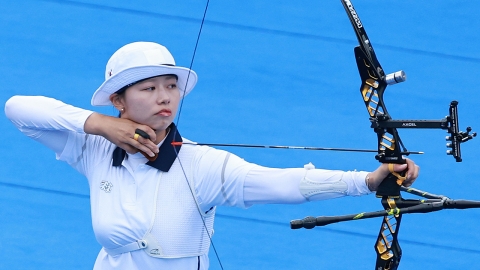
[170, 1, 225, 269]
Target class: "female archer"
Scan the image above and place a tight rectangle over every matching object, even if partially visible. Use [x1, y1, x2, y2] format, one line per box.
[5, 41, 419, 270]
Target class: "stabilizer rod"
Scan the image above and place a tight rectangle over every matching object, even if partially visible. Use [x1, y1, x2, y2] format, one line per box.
[290, 198, 480, 230]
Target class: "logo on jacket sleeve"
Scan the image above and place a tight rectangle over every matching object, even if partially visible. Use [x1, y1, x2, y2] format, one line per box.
[100, 181, 113, 193]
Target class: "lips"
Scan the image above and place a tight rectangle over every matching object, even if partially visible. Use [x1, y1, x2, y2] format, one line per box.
[157, 109, 172, 117]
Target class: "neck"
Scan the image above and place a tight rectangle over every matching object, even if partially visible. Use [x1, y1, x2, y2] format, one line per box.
[154, 127, 169, 145]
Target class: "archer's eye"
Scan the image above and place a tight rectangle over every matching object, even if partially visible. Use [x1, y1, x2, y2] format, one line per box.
[143, 86, 155, 91]
[167, 83, 178, 89]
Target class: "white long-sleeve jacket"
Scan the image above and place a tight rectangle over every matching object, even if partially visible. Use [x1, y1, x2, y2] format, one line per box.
[5, 95, 371, 270]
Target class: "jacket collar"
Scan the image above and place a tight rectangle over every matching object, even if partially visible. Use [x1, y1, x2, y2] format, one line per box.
[112, 123, 182, 172]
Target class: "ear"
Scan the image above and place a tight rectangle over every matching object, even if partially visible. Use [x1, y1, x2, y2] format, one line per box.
[109, 93, 125, 111]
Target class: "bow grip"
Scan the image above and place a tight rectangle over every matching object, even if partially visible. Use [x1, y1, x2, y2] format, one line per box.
[376, 163, 407, 198]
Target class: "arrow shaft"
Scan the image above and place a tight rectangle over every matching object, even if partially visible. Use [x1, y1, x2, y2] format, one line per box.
[173, 141, 423, 154]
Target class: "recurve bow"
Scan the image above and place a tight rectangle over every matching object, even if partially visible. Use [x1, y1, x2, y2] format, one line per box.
[290, 1, 477, 269]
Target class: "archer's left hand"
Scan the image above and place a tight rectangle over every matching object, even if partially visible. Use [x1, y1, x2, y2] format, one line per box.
[366, 158, 420, 191]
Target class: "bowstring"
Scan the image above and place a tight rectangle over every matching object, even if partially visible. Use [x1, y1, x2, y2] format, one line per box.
[175, 0, 209, 130]
[170, 0, 224, 269]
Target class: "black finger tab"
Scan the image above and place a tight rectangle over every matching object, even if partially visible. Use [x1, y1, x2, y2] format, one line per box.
[135, 128, 150, 139]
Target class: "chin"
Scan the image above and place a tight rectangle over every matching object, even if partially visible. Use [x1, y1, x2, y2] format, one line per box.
[152, 122, 173, 131]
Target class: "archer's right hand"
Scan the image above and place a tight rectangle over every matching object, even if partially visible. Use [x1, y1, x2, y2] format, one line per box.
[84, 113, 159, 157]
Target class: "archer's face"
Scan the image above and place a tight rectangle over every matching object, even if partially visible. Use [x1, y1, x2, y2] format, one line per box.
[118, 75, 181, 132]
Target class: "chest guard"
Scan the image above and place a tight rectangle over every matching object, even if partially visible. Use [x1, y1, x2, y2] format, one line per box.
[104, 145, 215, 258]
[142, 145, 215, 258]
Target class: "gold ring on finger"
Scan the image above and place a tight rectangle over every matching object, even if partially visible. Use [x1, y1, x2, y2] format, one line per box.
[133, 133, 140, 141]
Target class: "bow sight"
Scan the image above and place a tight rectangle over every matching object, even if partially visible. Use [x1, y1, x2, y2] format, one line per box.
[370, 99, 476, 163]
[290, 1, 478, 270]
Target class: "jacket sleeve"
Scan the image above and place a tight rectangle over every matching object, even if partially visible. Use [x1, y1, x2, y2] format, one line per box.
[5, 95, 94, 160]
[192, 145, 371, 210]
[242, 164, 371, 206]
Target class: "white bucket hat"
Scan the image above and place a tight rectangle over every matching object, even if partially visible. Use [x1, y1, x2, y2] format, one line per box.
[91, 41, 198, 106]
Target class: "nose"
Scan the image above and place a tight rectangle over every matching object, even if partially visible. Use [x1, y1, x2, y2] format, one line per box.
[155, 86, 170, 105]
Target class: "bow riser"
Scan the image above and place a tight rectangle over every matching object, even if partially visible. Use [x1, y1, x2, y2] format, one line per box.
[347, 2, 407, 269]
[354, 46, 406, 165]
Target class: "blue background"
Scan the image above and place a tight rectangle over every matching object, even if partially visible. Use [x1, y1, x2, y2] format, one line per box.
[1, 0, 479, 269]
